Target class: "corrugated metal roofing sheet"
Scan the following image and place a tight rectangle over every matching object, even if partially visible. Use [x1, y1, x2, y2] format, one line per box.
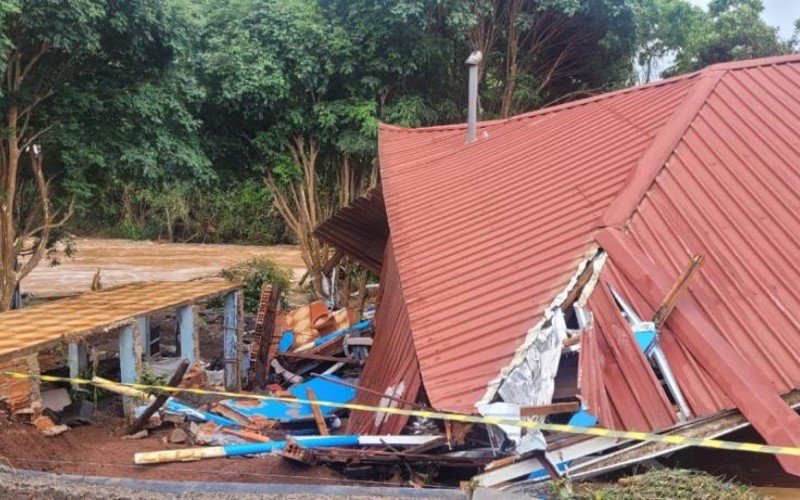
[347, 236, 422, 435]
[378, 73, 698, 413]
[582, 281, 676, 431]
[0, 280, 239, 362]
[580, 55, 800, 474]
[313, 187, 388, 273]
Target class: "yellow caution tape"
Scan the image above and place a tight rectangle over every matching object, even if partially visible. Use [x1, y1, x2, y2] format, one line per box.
[3, 370, 799, 458]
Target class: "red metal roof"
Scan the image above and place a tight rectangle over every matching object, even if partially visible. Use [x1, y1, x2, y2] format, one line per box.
[313, 187, 388, 273]
[347, 236, 422, 435]
[378, 71, 698, 413]
[581, 281, 676, 431]
[581, 56, 800, 474]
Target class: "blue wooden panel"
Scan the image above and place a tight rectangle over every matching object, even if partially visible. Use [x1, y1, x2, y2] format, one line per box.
[221, 376, 356, 422]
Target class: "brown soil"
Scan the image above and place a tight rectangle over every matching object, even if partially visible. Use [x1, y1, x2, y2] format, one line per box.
[22, 238, 305, 298]
[0, 412, 377, 487]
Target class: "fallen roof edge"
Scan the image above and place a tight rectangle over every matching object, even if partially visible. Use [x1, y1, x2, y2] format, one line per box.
[600, 69, 725, 228]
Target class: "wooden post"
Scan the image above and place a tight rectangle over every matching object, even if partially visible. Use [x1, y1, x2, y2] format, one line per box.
[223, 291, 241, 391]
[118, 321, 143, 414]
[178, 305, 199, 363]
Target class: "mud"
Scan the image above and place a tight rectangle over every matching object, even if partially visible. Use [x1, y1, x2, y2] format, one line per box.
[22, 238, 305, 298]
[0, 412, 383, 489]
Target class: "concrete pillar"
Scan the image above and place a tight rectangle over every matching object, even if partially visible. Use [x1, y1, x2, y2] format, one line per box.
[178, 305, 199, 364]
[119, 321, 143, 414]
[68, 342, 88, 389]
[137, 316, 150, 358]
[223, 291, 242, 390]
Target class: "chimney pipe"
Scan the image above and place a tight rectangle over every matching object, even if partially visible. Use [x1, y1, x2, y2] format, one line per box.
[465, 50, 482, 143]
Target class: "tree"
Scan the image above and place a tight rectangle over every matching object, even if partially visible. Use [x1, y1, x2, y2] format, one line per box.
[0, 0, 187, 310]
[199, 0, 378, 299]
[665, 0, 792, 76]
[633, 0, 705, 83]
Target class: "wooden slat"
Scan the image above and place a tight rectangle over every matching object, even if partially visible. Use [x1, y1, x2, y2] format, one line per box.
[520, 401, 581, 417]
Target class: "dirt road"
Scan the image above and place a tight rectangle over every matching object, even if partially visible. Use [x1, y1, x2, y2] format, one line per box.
[21, 238, 305, 297]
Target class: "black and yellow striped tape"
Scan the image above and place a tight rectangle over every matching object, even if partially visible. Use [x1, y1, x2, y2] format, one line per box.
[3, 370, 798, 458]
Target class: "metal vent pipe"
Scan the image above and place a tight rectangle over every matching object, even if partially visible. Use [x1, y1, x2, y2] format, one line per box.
[465, 51, 483, 143]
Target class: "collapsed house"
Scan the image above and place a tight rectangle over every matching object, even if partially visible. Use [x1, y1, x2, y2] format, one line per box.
[314, 54, 800, 482]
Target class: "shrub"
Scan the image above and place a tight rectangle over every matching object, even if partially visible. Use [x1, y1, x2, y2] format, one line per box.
[220, 257, 293, 312]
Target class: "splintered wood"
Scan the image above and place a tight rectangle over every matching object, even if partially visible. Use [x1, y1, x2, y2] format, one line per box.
[0, 280, 238, 362]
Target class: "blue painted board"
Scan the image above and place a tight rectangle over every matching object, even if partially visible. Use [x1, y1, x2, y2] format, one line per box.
[221, 375, 356, 422]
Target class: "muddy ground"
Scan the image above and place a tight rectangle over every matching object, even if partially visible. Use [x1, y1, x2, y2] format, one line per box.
[22, 238, 305, 298]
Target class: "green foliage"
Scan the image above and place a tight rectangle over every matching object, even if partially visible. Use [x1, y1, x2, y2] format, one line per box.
[87, 180, 288, 244]
[139, 365, 168, 395]
[4, 0, 796, 244]
[634, 0, 795, 81]
[220, 257, 293, 312]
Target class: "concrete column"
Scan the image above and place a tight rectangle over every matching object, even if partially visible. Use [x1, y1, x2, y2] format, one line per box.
[178, 305, 199, 364]
[137, 316, 150, 358]
[68, 342, 88, 389]
[223, 291, 241, 390]
[119, 321, 143, 414]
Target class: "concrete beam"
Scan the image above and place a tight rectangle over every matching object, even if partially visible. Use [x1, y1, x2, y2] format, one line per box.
[68, 342, 88, 389]
[137, 316, 151, 358]
[223, 291, 243, 391]
[118, 320, 143, 414]
[178, 305, 199, 364]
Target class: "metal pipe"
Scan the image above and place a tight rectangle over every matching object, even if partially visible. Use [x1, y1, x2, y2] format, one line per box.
[465, 50, 483, 143]
[134, 435, 439, 464]
[652, 345, 691, 421]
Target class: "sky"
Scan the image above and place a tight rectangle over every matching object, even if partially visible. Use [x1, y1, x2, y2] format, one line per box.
[687, 0, 800, 39]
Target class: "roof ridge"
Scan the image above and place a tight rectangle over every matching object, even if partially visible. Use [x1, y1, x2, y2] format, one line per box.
[601, 69, 726, 228]
[379, 70, 704, 135]
[379, 54, 800, 136]
[701, 52, 800, 72]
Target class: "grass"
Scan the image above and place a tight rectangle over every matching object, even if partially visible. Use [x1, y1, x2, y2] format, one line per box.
[551, 469, 764, 499]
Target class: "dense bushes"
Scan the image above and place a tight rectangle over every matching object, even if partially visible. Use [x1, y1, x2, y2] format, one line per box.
[70, 180, 289, 244]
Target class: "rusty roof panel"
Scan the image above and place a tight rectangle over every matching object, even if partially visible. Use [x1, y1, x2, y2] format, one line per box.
[0, 280, 239, 361]
[347, 236, 421, 435]
[313, 187, 388, 273]
[378, 75, 697, 412]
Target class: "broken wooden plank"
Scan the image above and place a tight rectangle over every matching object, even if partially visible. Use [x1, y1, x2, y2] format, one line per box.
[652, 254, 704, 328]
[126, 358, 189, 435]
[520, 401, 581, 417]
[306, 387, 329, 436]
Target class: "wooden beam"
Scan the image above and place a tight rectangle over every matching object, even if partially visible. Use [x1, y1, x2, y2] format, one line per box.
[322, 249, 345, 276]
[652, 254, 704, 328]
[306, 388, 329, 436]
[520, 401, 581, 417]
